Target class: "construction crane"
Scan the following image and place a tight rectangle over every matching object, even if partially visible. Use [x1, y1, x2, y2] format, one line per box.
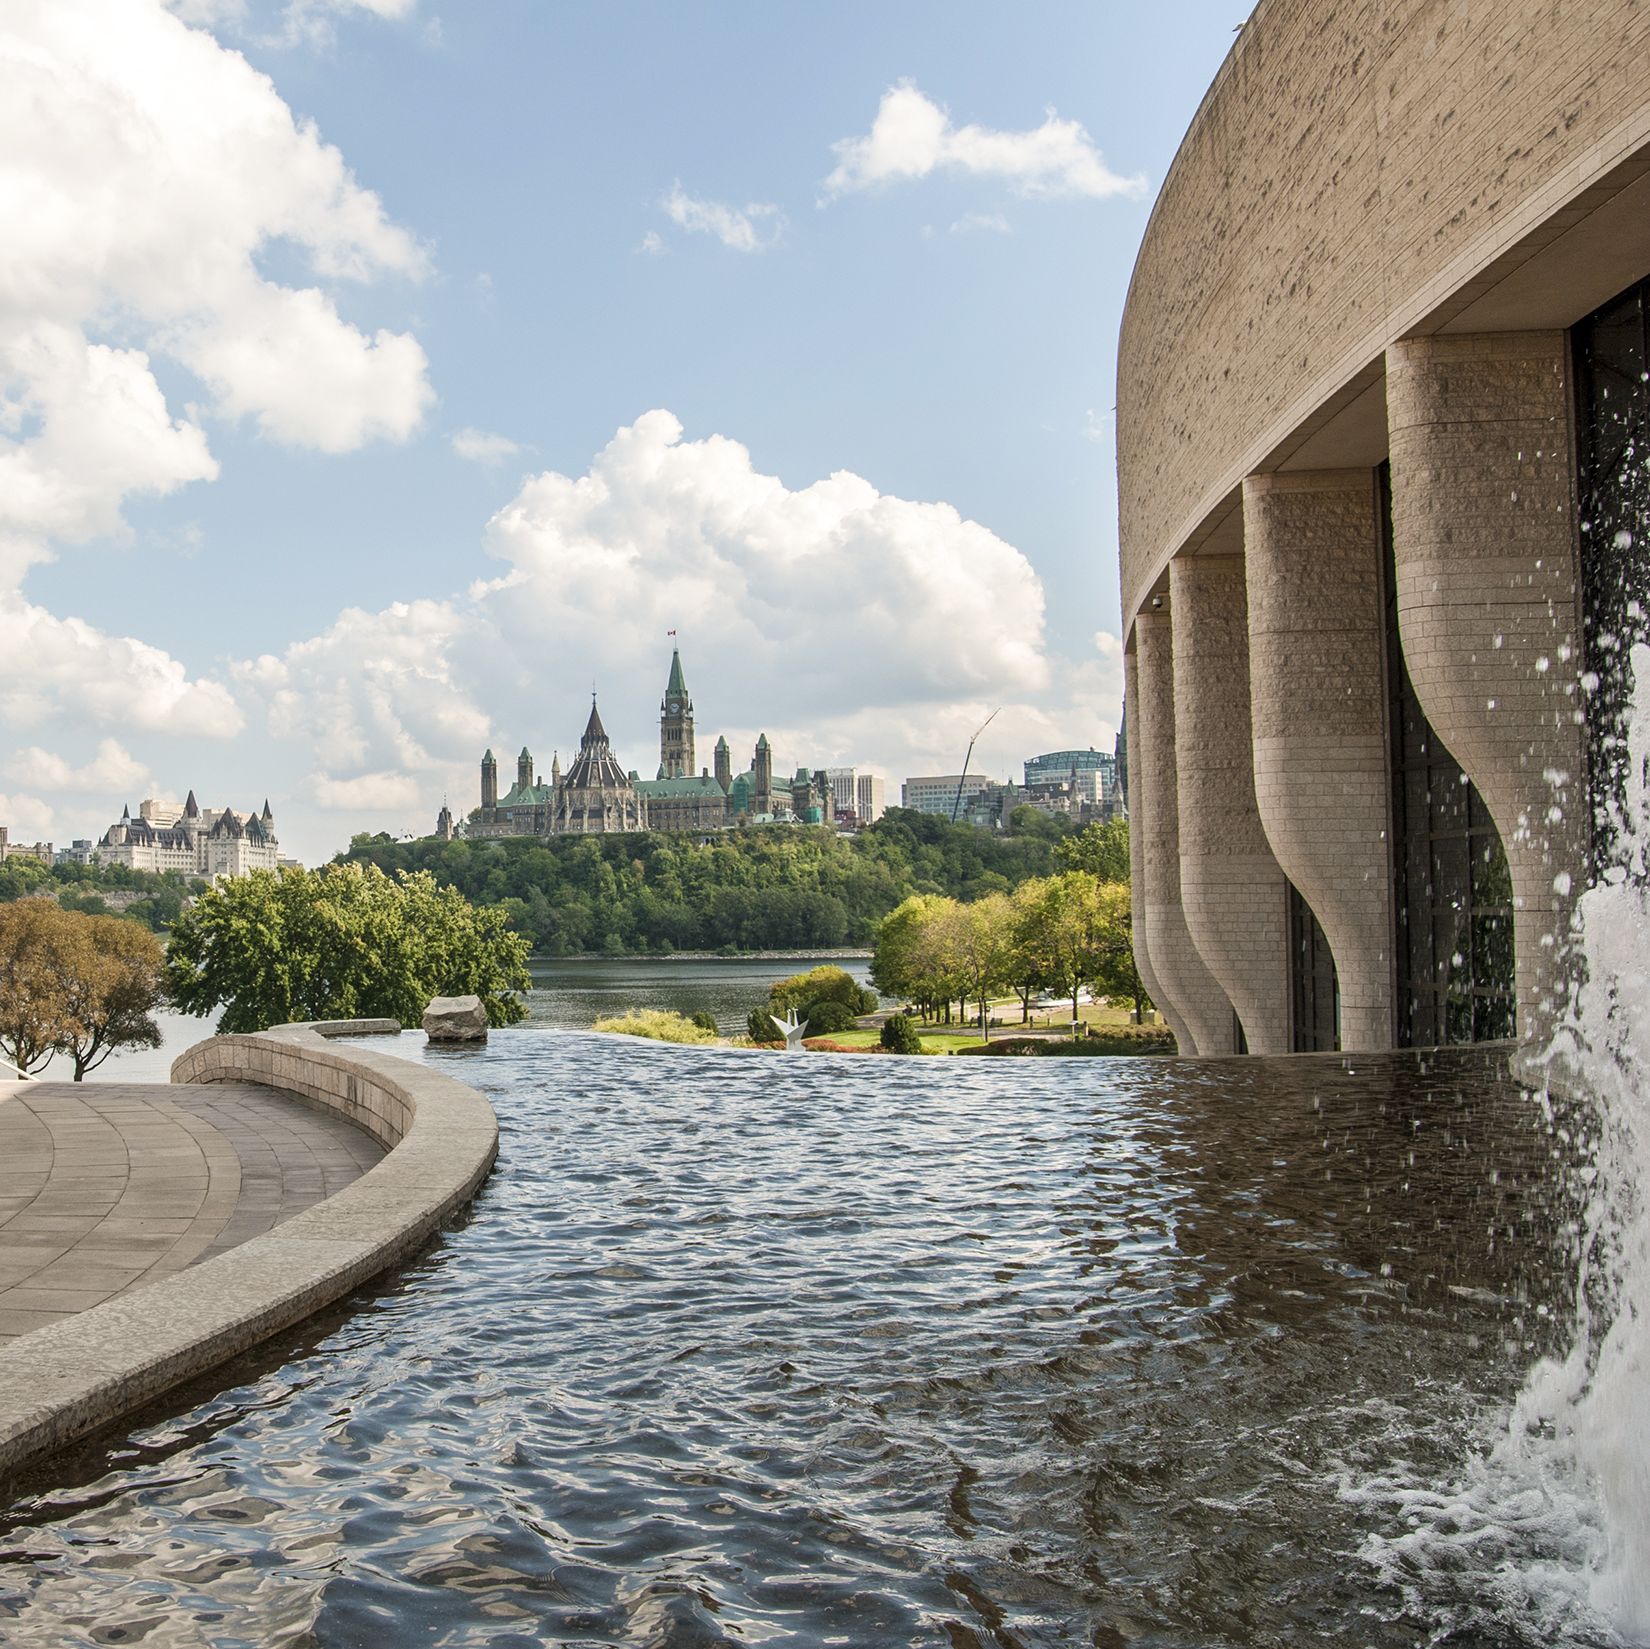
[951, 707, 1001, 823]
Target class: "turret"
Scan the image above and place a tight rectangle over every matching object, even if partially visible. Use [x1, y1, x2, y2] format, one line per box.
[713, 735, 731, 793]
[518, 746, 534, 792]
[481, 748, 498, 812]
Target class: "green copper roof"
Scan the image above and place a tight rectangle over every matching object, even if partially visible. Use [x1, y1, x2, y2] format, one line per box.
[637, 774, 726, 799]
[666, 647, 688, 697]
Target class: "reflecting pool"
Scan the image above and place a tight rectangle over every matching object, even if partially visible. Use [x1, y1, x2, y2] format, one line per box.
[0, 1035, 1621, 1647]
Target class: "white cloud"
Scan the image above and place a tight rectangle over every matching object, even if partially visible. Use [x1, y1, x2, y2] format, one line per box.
[950, 211, 1011, 235]
[451, 427, 523, 465]
[637, 230, 665, 257]
[8, 738, 156, 795]
[0, 594, 244, 738]
[660, 183, 785, 253]
[241, 410, 1131, 825]
[1, 0, 431, 575]
[0, 0, 429, 737]
[0, 792, 58, 842]
[1083, 408, 1115, 444]
[824, 81, 1146, 202]
[309, 770, 424, 811]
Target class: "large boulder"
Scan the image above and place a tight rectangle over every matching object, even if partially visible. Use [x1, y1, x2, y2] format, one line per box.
[423, 994, 488, 1043]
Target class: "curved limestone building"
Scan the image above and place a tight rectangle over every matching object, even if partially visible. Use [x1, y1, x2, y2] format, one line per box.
[1119, 0, 1650, 1054]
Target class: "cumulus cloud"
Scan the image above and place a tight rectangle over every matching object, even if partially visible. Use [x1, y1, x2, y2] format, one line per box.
[451, 427, 523, 465]
[8, 738, 156, 796]
[660, 183, 785, 253]
[238, 410, 1128, 820]
[0, 793, 58, 842]
[308, 770, 425, 811]
[0, 594, 244, 737]
[0, 0, 432, 738]
[824, 81, 1145, 202]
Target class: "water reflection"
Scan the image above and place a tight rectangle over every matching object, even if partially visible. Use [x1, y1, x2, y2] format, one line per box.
[0, 1036, 1615, 1647]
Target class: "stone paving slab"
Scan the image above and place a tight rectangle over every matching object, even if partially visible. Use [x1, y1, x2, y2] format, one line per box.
[0, 1081, 384, 1346]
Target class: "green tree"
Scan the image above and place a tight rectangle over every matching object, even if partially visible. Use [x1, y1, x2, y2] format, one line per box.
[767, 964, 875, 1019]
[879, 1012, 923, 1054]
[166, 864, 531, 1034]
[52, 915, 168, 1079]
[0, 903, 167, 1079]
[871, 893, 961, 1021]
[1056, 818, 1130, 883]
[1088, 879, 1151, 1020]
[0, 901, 76, 1075]
[935, 892, 1015, 1041]
[1012, 871, 1111, 1023]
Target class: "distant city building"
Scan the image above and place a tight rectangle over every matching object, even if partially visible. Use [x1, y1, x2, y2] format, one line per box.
[435, 802, 456, 841]
[1113, 707, 1128, 819]
[900, 774, 1000, 817]
[0, 828, 53, 867]
[54, 840, 98, 867]
[856, 773, 886, 825]
[822, 768, 888, 828]
[96, 792, 280, 879]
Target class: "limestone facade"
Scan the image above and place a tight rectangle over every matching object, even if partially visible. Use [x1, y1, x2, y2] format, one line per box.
[1168, 555, 1290, 1054]
[1117, 0, 1650, 1054]
[1242, 471, 1394, 1052]
[1134, 610, 1237, 1055]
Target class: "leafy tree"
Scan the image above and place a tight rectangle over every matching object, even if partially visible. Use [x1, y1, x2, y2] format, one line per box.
[870, 893, 953, 1016]
[0, 903, 167, 1079]
[167, 864, 531, 1034]
[1011, 871, 1112, 1023]
[747, 1004, 783, 1044]
[0, 901, 77, 1075]
[1088, 879, 1151, 1020]
[802, 1000, 857, 1034]
[1056, 818, 1130, 883]
[936, 892, 1015, 1041]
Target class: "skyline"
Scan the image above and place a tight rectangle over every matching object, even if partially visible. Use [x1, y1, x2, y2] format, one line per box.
[1, 0, 1245, 864]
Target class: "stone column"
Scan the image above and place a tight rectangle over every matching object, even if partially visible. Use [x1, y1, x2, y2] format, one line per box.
[1134, 607, 1238, 1054]
[1123, 643, 1188, 1053]
[1243, 469, 1394, 1051]
[1169, 556, 1291, 1053]
[1386, 333, 1586, 1045]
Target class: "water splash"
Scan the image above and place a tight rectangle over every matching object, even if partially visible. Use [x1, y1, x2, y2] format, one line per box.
[1353, 642, 1650, 1645]
[1528, 636, 1650, 1634]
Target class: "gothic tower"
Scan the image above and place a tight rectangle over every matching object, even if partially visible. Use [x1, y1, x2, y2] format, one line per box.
[517, 746, 535, 792]
[481, 748, 498, 811]
[713, 735, 731, 793]
[659, 646, 694, 779]
[753, 733, 773, 814]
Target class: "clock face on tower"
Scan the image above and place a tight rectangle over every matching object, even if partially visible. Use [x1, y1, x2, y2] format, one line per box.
[668, 700, 679, 714]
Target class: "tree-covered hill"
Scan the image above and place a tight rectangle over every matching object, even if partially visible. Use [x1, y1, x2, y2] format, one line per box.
[339, 808, 1096, 955]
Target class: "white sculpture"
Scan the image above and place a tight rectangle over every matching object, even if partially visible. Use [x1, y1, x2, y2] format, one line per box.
[768, 1009, 809, 1051]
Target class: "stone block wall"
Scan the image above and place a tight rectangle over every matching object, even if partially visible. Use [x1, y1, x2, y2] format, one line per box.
[1243, 469, 1395, 1051]
[1169, 555, 1290, 1053]
[1134, 609, 1238, 1054]
[1386, 332, 1587, 1039]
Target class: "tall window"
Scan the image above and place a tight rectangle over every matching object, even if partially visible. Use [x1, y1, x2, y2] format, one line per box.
[1380, 465, 1517, 1046]
[1289, 884, 1339, 1051]
[1573, 276, 1650, 874]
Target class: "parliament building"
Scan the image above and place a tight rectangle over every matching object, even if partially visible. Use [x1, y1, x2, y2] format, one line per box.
[463, 648, 835, 839]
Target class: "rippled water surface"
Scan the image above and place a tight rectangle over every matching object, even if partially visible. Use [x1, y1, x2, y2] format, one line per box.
[0, 1035, 1610, 1647]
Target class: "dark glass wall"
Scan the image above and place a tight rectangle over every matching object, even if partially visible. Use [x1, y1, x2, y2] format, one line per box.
[1379, 466, 1518, 1046]
[1573, 276, 1650, 872]
[1289, 884, 1339, 1051]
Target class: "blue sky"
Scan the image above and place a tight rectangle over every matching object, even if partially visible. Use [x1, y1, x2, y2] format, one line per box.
[2, 0, 1244, 863]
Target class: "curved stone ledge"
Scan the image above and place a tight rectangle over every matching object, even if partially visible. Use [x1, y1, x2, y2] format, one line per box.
[0, 1021, 498, 1486]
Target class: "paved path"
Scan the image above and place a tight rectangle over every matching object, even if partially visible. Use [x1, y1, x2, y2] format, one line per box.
[0, 1081, 384, 1345]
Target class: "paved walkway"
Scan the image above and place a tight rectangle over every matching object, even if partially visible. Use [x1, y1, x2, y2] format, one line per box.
[0, 1082, 384, 1345]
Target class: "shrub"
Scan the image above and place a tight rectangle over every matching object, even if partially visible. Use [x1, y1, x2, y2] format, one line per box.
[953, 1025, 1178, 1058]
[592, 1009, 717, 1044]
[689, 1009, 718, 1035]
[747, 1004, 783, 1045]
[802, 999, 856, 1035]
[879, 1012, 923, 1055]
[769, 964, 875, 1018]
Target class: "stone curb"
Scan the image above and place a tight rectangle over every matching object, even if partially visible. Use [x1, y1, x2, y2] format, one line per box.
[0, 1021, 498, 1487]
